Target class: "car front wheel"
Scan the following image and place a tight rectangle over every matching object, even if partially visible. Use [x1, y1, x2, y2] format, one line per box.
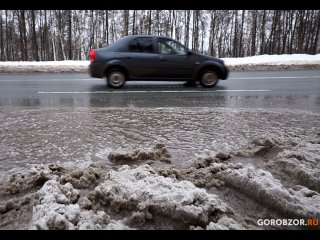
[199, 70, 219, 88]
[107, 69, 126, 88]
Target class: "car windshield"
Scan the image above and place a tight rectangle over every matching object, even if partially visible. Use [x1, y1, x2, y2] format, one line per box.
[158, 38, 187, 55]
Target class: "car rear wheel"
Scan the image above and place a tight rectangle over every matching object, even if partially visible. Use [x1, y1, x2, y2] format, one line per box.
[107, 69, 126, 88]
[199, 70, 219, 88]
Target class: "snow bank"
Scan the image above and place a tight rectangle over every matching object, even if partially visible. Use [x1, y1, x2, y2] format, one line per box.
[223, 54, 320, 65]
[1, 162, 242, 230]
[219, 165, 320, 219]
[30, 179, 111, 230]
[0, 60, 90, 73]
[1, 129, 320, 229]
[108, 144, 172, 164]
[0, 54, 319, 73]
[93, 164, 232, 226]
[275, 141, 320, 192]
[223, 54, 320, 71]
[206, 216, 245, 230]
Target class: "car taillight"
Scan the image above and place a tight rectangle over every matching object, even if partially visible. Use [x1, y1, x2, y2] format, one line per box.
[89, 49, 96, 62]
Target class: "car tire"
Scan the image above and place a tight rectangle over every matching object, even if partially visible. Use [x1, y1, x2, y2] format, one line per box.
[199, 70, 219, 88]
[107, 69, 126, 88]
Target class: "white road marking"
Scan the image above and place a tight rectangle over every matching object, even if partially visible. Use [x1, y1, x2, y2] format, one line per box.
[38, 90, 272, 94]
[0, 75, 319, 82]
[230, 76, 320, 80]
[0, 78, 95, 82]
[216, 90, 271, 92]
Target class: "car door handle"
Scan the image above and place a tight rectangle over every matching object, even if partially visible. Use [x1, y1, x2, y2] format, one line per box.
[125, 57, 132, 59]
[160, 59, 167, 61]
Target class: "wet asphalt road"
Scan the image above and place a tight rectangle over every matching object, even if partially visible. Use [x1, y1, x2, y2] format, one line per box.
[0, 70, 319, 111]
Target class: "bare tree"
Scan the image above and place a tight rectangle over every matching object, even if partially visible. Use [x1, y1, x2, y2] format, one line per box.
[0, 12, 4, 60]
[132, 10, 136, 35]
[148, 10, 152, 35]
[0, 10, 319, 61]
[184, 10, 190, 48]
[31, 10, 39, 61]
[123, 10, 129, 36]
[68, 10, 72, 60]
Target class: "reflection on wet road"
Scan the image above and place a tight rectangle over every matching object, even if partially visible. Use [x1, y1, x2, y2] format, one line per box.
[0, 70, 319, 112]
[0, 70, 320, 179]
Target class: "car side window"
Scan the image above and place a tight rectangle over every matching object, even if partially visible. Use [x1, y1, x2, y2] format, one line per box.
[158, 39, 187, 55]
[128, 39, 139, 52]
[128, 37, 154, 53]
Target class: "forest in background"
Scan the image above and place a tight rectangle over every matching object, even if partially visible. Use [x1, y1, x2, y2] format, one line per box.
[0, 10, 319, 61]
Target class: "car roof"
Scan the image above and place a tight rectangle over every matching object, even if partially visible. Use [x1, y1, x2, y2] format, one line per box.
[103, 35, 183, 51]
[121, 35, 173, 41]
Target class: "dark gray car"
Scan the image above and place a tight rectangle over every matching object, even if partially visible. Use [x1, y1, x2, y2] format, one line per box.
[89, 35, 229, 88]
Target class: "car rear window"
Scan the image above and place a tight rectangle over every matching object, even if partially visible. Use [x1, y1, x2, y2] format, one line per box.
[103, 37, 128, 52]
[128, 37, 154, 53]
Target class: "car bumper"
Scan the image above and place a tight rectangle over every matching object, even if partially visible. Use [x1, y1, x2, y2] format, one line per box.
[220, 66, 229, 80]
[89, 62, 105, 78]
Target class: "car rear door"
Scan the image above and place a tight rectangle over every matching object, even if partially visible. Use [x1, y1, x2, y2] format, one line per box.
[122, 37, 160, 79]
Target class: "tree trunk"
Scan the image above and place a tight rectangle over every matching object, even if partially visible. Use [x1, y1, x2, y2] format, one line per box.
[18, 11, 25, 61]
[312, 11, 320, 54]
[21, 10, 28, 61]
[148, 10, 152, 35]
[184, 10, 190, 48]
[123, 10, 129, 36]
[170, 10, 175, 38]
[250, 10, 256, 56]
[132, 10, 136, 35]
[208, 11, 214, 55]
[106, 10, 109, 44]
[233, 10, 238, 57]
[31, 10, 39, 61]
[0, 13, 4, 60]
[259, 10, 266, 54]
[192, 10, 200, 52]
[68, 10, 72, 60]
[239, 10, 245, 57]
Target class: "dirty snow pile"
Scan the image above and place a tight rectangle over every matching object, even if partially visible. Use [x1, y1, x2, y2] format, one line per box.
[0, 162, 243, 230]
[1, 131, 320, 230]
[0, 54, 319, 73]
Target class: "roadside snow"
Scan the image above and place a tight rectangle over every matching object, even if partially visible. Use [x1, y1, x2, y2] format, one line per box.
[219, 165, 320, 219]
[1, 131, 320, 229]
[222, 54, 320, 65]
[30, 179, 111, 230]
[223, 54, 320, 71]
[93, 164, 232, 225]
[26, 164, 244, 230]
[0, 54, 319, 73]
[0, 61, 89, 73]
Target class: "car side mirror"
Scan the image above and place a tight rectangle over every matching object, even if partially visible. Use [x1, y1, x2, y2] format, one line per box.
[186, 50, 192, 56]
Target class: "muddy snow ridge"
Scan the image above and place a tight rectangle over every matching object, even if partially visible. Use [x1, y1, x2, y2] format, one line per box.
[1, 134, 320, 229]
[28, 162, 246, 230]
[107, 143, 172, 165]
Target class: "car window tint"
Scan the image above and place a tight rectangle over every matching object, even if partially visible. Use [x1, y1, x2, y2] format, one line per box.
[158, 39, 187, 55]
[128, 39, 139, 52]
[128, 37, 154, 53]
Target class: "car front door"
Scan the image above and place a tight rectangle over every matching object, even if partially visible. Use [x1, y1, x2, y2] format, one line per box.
[155, 38, 195, 80]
